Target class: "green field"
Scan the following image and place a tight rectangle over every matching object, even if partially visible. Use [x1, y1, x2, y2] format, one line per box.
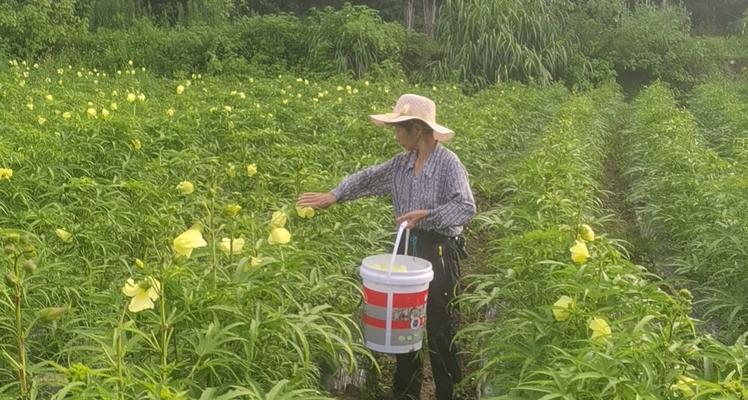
[2, 60, 748, 399]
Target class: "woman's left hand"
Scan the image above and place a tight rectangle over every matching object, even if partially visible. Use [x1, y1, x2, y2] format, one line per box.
[396, 209, 429, 229]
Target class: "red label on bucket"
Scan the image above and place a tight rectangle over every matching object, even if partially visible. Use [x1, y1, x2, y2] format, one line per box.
[363, 314, 425, 330]
[363, 287, 428, 308]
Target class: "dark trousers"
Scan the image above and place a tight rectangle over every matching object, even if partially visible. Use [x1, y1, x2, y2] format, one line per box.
[392, 229, 464, 400]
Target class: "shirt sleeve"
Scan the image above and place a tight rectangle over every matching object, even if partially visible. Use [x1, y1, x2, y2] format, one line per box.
[418, 157, 476, 231]
[330, 156, 399, 202]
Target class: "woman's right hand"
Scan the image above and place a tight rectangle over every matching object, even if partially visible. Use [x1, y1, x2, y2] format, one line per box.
[297, 192, 337, 209]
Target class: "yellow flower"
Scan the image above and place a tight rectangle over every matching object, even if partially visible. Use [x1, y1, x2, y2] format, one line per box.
[246, 163, 257, 176]
[26, 103, 34, 111]
[110, 102, 118, 111]
[134, 258, 145, 269]
[55, 228, 73, 243]
[131, 138, 142, 151]
[137, 93, 145, 102]
[268, 227, 291, 245]
[121, 277, 160, 313]
[589, 317, 612, 342]
[243, 256, 263, 272]
[45, 94, 53, 102]
[670, 375, 696, 397]
[223, 105, 233, 113]
[552, 295, 574, 321]
[62, 111, 72, 119]
[176, 180, 194, 195]
[296, 205, 315, 219]
[37, 115, 47, 125]
[176, 84, 185, 95]
[579, 224, 595, 241]
[101, 108, 110, 119]
[270, 211, 288, 228]
[0, 168, 13, 180]
[172, 224, 207, 258]
[226, 164, 236, 177]
[570, 240, 590, 264]
[238, 92, 246, 99]
[86, 108, 97, 118]
[165, 108, 175, 117]
[224, 204, 242, 218]
[126, 93, 136, 103]
[219, 237, 245, 254]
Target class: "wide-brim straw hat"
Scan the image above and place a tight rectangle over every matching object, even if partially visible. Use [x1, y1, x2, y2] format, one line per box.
[369, 94, 455, 142]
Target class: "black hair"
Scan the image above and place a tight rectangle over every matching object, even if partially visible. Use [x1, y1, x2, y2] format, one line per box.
[397, 119, 434, 135]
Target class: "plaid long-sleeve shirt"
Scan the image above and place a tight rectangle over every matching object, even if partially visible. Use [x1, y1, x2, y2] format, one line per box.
[331, 144, 476, 237]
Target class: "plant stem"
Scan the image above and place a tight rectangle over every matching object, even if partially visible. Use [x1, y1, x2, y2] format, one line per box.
[13, 255, 27, 399]
[159, 260, 169, 382]
[209, 194, 218, 289]
[13, 256, 28, 399]
[116, 303, 128, 400]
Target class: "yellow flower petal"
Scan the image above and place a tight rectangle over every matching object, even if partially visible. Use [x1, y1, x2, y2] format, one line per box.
[219, 237, 245, 254]
[268, 227, 291, 245]
[145, 277, 161, 301]
[570, 240, 590, 264]
[671, 375, 696, 397]
[296, 205, 315, 219]
[589, 317, 612, 341]
[173, 226, 207, 258]
[552, 295, 574, 321]
[128, 290, 155, 312]
[176, 181, 194, 195]
[121, 278, 139, 297]
[55, 228, 73, 243]
[580, 224, 595, 241]
[270, 211, 288, 228]
[246, 163, 257, 176]
[0, 168, 13, 180]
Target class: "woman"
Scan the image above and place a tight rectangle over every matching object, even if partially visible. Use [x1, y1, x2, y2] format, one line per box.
[297, 94, 475, 400]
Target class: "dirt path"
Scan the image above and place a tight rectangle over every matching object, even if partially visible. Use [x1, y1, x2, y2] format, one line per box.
[600, 116, 653, 266]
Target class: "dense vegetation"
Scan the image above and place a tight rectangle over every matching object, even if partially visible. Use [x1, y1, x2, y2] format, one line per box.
[2, 0, 748, 399]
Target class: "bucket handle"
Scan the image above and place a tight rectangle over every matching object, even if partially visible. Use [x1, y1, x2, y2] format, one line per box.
[387, 221, 409, 282]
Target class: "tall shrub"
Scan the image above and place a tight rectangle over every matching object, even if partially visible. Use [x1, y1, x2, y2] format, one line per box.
[437, 0, 572, 88]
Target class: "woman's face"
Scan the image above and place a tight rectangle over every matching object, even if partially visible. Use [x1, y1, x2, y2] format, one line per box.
[393, 123, 420, 151]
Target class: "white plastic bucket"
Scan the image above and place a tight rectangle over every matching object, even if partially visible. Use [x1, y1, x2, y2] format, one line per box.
[359, 223, 433, 354]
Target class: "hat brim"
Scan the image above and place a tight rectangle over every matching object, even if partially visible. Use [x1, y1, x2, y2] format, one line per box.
[369, 113, 455, 142]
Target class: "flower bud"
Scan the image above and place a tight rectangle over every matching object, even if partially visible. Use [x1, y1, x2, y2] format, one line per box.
[23, 259, 37, 274]
[23, 244, 36, 256]
[4, 244, 16, 255]
[224, 204, 242, 218]
[39, 306, 68, 321]
[4, 272, 18, 287]
[678, 288, 693, 302]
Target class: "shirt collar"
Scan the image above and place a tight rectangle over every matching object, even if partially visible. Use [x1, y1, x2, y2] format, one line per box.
[405, 144, 441, 178]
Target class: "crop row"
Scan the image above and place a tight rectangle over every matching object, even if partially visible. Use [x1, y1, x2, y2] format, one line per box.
[460, 84, 748, 399]
[622, 82, 748, 343]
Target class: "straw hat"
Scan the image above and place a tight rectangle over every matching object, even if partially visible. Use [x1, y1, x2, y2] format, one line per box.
[369, 94, 455, 142]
